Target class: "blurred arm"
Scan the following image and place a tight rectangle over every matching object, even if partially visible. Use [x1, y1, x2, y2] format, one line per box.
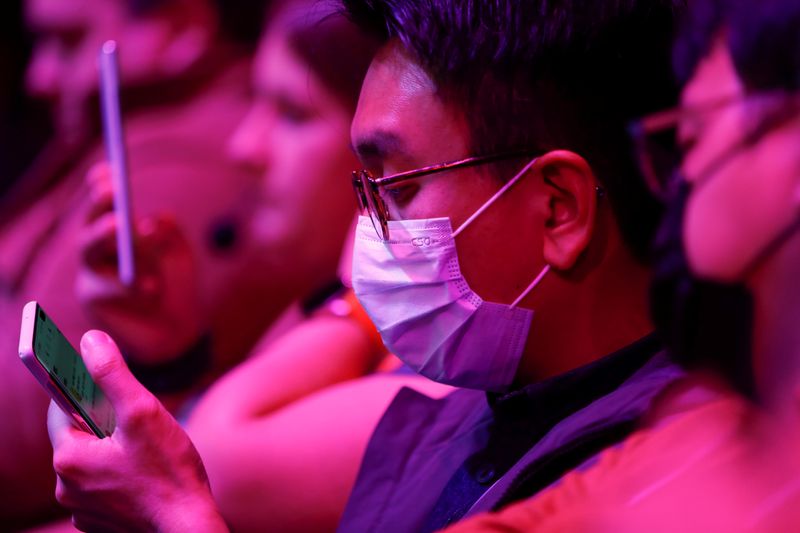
[187, 315, 451, 532]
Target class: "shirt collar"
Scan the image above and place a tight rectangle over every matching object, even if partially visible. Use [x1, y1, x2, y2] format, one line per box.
[487, 333, 663, 420]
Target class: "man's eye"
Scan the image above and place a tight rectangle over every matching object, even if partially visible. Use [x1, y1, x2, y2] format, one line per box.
[382, 183, 420, 207]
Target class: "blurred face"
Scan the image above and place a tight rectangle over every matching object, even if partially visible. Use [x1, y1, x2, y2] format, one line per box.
[680, 37, 800, 283]
[25, 0, 184, 131]
[350, 42, 547, 305]
[227, 26, 358, 274]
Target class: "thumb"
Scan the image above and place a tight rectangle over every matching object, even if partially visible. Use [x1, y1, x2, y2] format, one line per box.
[80, 330, 155, 423]
[85, 162, 114, 224]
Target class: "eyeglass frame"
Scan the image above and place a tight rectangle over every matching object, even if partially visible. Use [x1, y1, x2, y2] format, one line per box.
[352, 150, 540, 240]
[630, 89, 800, 201]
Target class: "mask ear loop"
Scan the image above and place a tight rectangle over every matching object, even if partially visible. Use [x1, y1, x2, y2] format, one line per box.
[452, 157, 538, 238]
[448, 156, 549, 309]
[510, 264, 550, 308]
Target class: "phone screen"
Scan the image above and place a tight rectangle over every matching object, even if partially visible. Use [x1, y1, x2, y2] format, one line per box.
[33, 306, 116, 436]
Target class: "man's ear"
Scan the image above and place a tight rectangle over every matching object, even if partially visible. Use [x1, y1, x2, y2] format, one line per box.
[537, 150, 599, 270]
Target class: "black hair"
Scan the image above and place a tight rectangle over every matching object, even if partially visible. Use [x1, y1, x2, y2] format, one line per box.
[728, 0, 800, 92]
[650, 183, 756, 399]
[671, 0, 726, 85]
[674, 0, 800, 92]
[341, 0, 686, 262]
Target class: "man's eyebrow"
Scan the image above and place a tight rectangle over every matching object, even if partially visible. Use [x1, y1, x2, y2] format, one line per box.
[352, 130, 410, 162]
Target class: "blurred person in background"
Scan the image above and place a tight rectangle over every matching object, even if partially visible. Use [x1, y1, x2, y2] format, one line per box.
[445, 0, 800, 530]
[0, 0, 272, 528]
[76, 1, 453, 530]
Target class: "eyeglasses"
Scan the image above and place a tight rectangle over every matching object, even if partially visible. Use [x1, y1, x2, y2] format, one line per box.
[630, 90, 800, 201]
[352, 150, 539, 240]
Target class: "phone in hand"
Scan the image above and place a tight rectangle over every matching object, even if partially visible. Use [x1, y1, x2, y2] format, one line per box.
[19, 301, 116, 438]
[99, 40, 136, 287]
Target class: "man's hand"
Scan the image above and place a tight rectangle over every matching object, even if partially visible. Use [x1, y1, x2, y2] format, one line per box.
[76, 162, 205, 364]
[47, 330, 227, 532]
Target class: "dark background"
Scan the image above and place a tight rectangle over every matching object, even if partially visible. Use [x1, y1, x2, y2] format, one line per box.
[0, 0, 53, 196]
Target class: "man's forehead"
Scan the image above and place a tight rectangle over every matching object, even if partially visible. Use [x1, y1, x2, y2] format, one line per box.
[352, 40, 469, 162]
[369, 41, 434, 89]
[355, 42, 437, 124]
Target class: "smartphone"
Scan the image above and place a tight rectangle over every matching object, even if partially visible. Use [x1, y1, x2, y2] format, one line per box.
[99, 40, 136, 287]
[19, 301, 116, 438]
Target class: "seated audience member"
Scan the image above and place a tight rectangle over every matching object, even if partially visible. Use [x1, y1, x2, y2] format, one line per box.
[1, 0, 268, 527]
[75, 0, 372, 401]
[445, 0, 800, 530]
[337, 0, 686, 530]
[45, 0, 691, 530]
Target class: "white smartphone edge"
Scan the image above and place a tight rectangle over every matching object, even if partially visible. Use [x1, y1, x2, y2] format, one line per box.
[19, 301, 106, 438]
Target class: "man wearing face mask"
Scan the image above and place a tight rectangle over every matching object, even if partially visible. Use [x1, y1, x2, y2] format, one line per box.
[336, 0, 687, 530]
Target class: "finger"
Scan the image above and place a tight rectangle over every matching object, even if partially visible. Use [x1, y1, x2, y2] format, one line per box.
[85, 163, 114, 224]
[80, 214, 163, 298]
[79, 330, 158, 424]
[47, 401, 92, 448]
[86, 161, 111, 188]
[80, 213, 119, 272]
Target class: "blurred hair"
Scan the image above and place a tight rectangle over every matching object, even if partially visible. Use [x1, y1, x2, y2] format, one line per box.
[215, 0, 271, 47]
[671, 0, 725, 84]
[674, 0, 800, 92]
[650, 183, 756, 398]
[340, 0, 686, 262]
[270, 0, 381, 112]
[125, 0, 269, 47]
[125, 0, 171, 15]
[728, 0, 800, 92]
[659, 0, 800, 399]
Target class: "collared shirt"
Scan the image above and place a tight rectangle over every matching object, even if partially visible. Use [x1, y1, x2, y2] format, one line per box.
[338, 335, 682, 533]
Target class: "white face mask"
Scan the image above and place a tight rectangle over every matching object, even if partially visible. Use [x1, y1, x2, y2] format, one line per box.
[351, 158, 549, 392]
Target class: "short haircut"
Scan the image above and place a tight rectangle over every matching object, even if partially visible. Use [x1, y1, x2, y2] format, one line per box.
[341, 0, 685, 261]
